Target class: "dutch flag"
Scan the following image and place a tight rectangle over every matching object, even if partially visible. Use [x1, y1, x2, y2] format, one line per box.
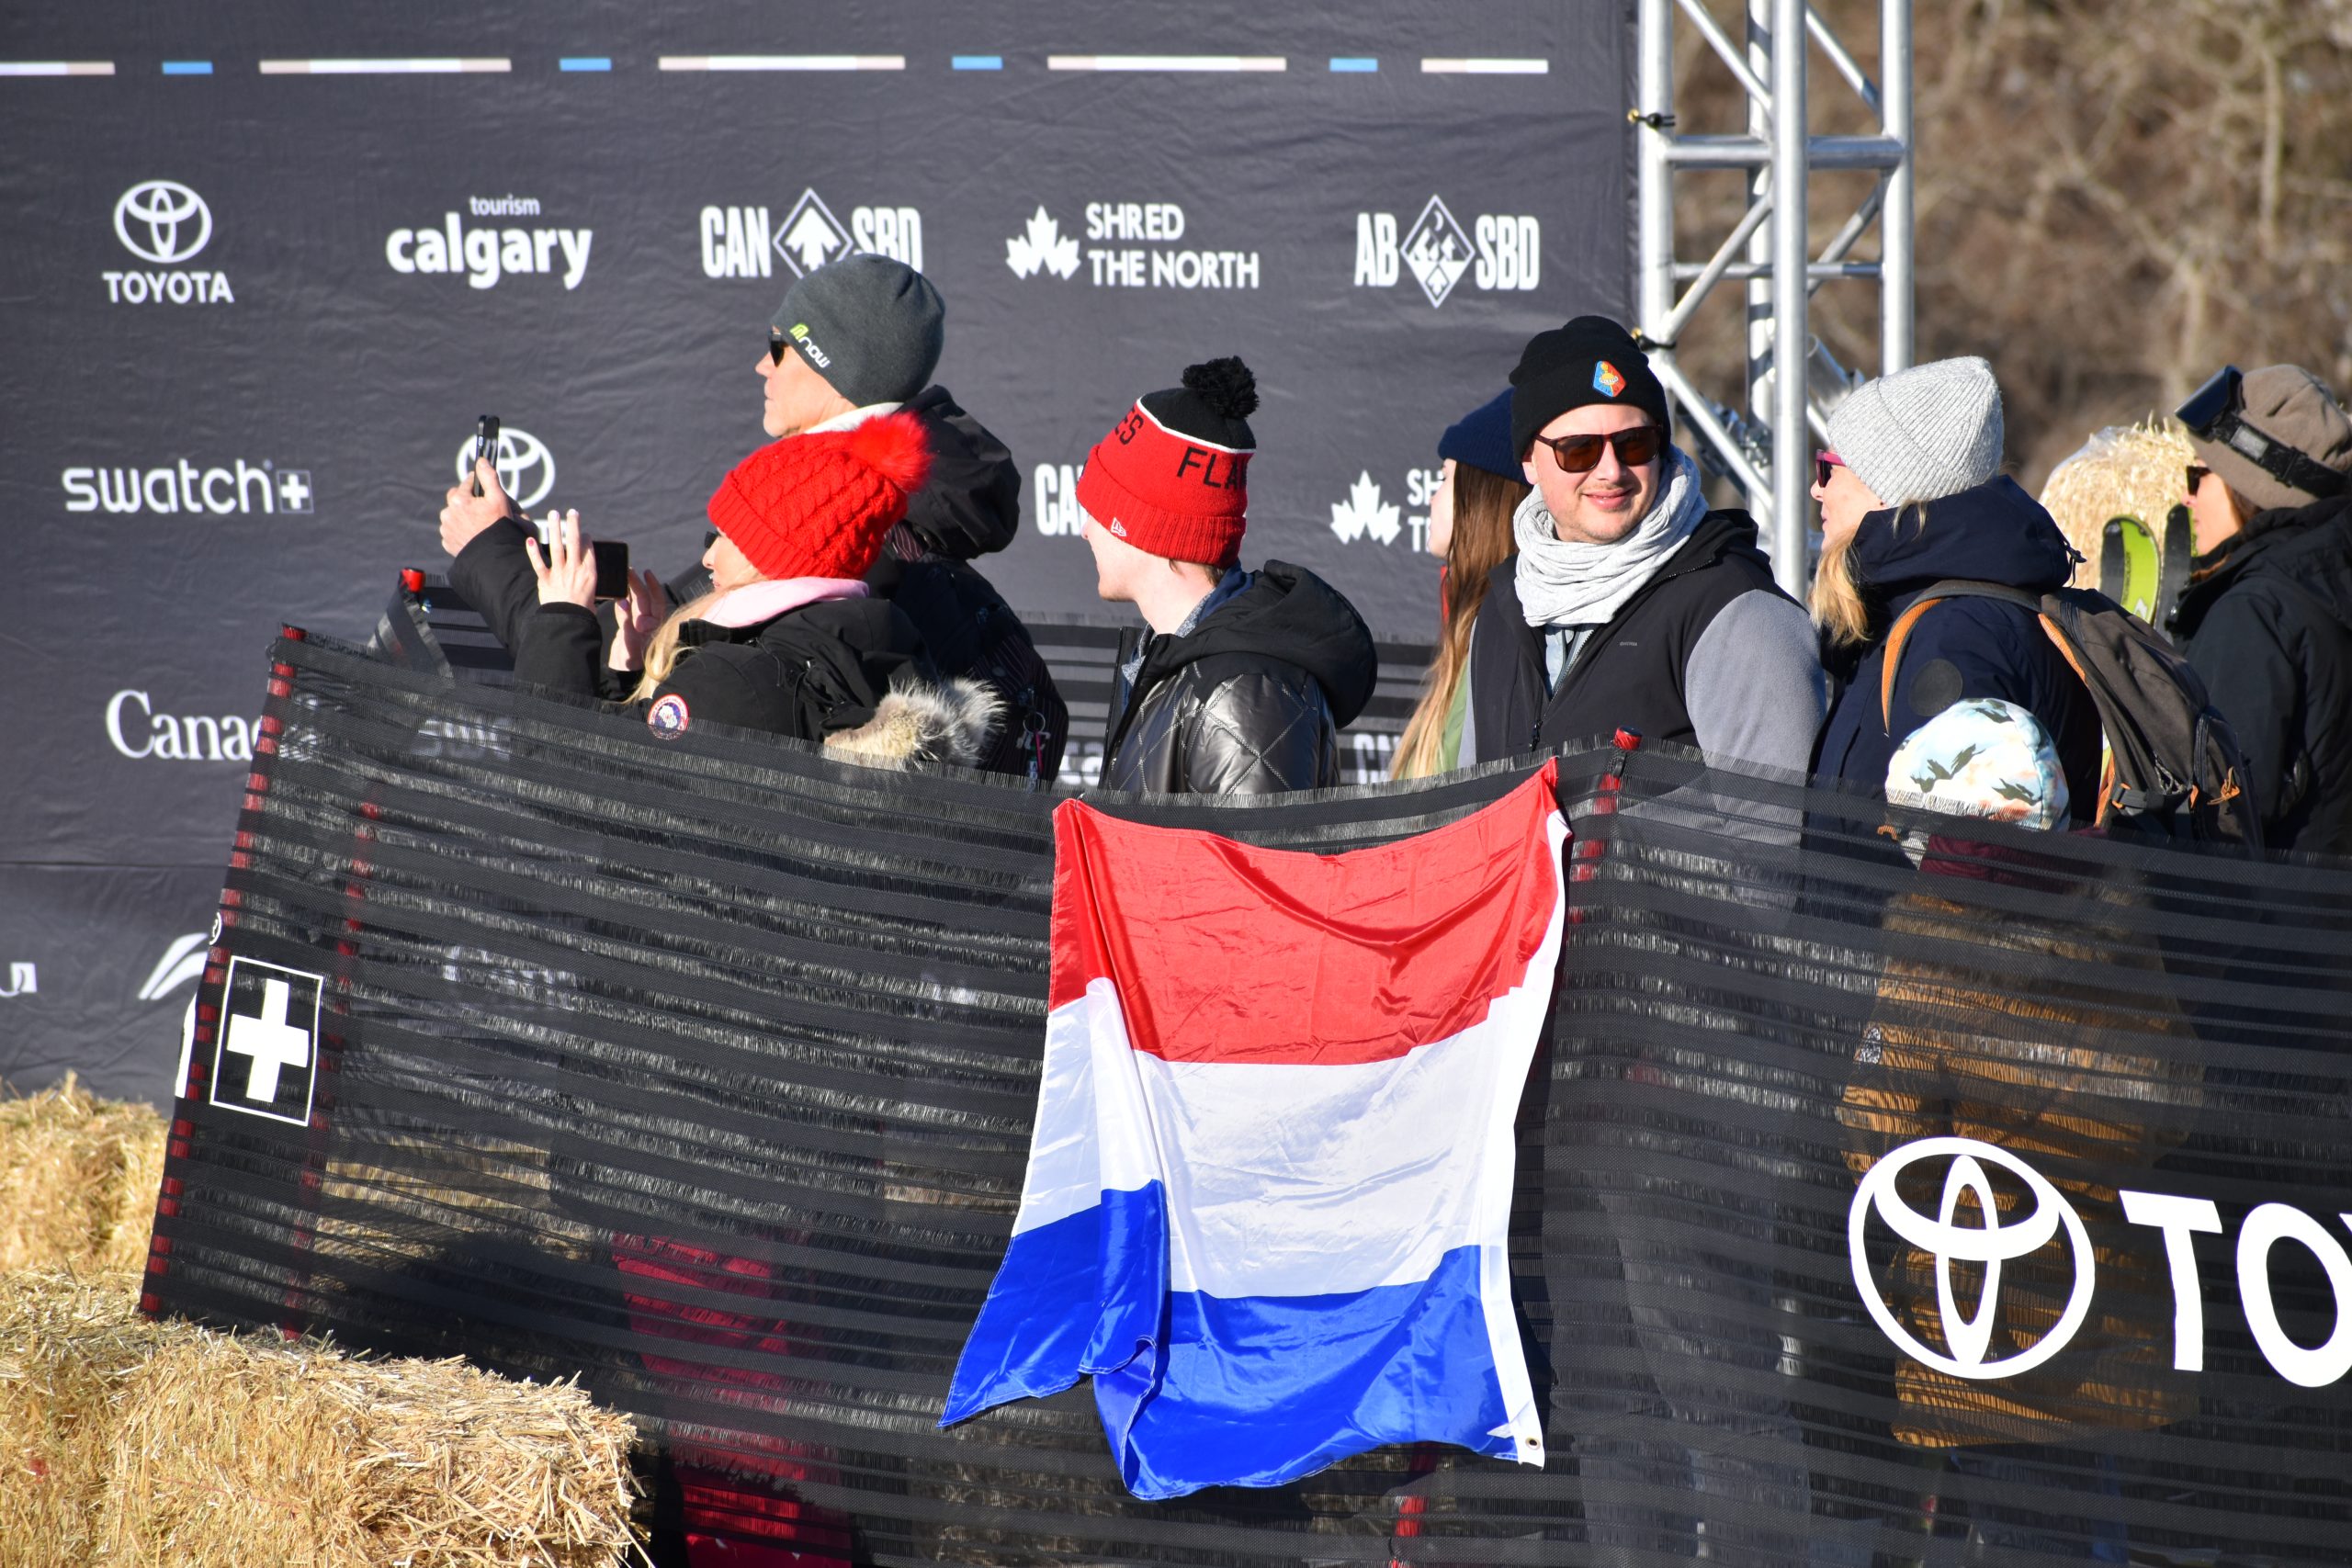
[942, 762, 1566, 1499]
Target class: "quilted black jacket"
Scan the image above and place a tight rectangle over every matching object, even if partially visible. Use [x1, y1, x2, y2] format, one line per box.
[1101, 561, 1377, 796]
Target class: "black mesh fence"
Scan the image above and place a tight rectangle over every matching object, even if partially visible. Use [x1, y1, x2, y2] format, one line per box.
[145, 631, 2352, 1565]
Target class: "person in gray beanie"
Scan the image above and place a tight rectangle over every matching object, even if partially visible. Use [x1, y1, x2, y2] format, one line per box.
[760, 253, 944, 432]
[2169, 363, 2352, 852]
[1809, 355, 2103, 816]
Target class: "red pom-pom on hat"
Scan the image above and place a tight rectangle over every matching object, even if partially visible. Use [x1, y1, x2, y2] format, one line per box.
[707, 410, 933, 582]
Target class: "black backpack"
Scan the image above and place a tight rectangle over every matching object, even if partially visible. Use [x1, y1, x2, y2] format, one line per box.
[1882, 580, 2262, 850]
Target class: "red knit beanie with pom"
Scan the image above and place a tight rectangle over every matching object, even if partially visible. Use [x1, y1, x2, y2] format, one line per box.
[1075, 357, 1257, 568]
[706, 410, 932, 581]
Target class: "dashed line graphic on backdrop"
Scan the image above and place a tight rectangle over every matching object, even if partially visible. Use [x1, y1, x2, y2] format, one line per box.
[2, 54, 1554, 77]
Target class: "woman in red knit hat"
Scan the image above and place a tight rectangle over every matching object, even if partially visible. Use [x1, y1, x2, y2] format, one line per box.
[507, 409, 999, 763]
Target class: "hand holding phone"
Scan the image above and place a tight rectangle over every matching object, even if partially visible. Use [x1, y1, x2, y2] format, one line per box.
[529, 510, 632, 601]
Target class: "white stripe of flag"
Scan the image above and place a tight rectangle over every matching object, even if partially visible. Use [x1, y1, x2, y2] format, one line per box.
[259, 59, 512, 73]
[658, 55, 906, 72]
[1421, 57, 1550, 74]
[0, 61, 115, 76]
[1048, 55, 1286, 72]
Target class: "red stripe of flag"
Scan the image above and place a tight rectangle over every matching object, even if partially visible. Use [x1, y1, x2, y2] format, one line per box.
[1046, 761, 1564, 1065]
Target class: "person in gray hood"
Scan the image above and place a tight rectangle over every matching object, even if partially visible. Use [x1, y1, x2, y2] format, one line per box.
[1464, 315, 1826, 772]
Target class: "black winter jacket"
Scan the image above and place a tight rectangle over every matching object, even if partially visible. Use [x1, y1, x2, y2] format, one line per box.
[1102, 562, 1377, 796]
[1813, 477, 2100, 818]
[1465, 508, 1821, 767]
[450, 518, 924, 742]
[662, 387, 1068, 780]
[2173, 494, 2352, 855]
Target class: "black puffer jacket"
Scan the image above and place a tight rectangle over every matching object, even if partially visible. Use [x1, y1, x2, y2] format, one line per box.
[1102, 562, 1377, 796]
[2173, 493, 2352, 855]
[665, 388, 1068, 782]
[452, 518, 925, 742]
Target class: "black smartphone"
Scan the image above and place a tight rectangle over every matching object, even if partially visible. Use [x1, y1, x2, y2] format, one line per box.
[470, 414, 500, 497]
[530, 514, 631, 601]
[591, 539, 630, 602]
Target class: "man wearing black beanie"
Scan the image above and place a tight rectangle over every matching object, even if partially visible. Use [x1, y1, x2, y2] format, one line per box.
[1462, 313, 1826, 776]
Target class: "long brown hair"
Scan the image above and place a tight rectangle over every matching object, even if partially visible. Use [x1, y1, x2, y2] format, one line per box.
[1392, 463, 1530, 779]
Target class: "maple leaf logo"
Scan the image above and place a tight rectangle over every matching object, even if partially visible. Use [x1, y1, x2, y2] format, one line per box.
[1329, 471, 1402, 546]
[1005, 207, 1080, 280]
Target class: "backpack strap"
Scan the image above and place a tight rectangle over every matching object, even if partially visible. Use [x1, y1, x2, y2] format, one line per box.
[1874, 579, 2041, 732]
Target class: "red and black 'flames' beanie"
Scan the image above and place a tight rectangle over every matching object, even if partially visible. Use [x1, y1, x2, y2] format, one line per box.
[706, 410, 933, 582]
[1075, 357, 1258, 568]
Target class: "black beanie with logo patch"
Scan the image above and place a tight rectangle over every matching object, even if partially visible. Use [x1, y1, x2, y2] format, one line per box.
[1509, 315, 1672, 460]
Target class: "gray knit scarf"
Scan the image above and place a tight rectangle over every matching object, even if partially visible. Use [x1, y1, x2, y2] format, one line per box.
[1513, 447, 1707, 628]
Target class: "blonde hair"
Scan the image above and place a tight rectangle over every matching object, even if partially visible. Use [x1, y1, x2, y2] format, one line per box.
[1392, 464, 1530, 779]
[628, 590, 723, 703]
[1811, 500, 1928, 650]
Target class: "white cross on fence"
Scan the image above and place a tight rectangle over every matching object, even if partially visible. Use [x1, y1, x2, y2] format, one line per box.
[223, 976, 310, 1102]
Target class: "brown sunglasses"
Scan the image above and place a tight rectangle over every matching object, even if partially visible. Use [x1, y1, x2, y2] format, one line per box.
[1529, 424, 1664, 473]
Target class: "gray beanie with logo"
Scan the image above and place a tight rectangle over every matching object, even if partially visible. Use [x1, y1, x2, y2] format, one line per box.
[771, 254, 944, 407]
[2187, 365, 2352, 515]
[1826, 355, 2005, 507]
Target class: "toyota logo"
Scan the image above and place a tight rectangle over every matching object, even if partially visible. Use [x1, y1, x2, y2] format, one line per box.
[114, 179, 213, 265]
[1849, 1136, 2096, 1380]
[452, 426, 558, 512]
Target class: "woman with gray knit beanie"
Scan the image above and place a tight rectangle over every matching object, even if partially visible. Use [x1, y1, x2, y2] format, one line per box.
[1808, 355, 2103, 815]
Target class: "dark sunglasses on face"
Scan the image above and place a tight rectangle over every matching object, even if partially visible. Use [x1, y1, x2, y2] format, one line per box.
[767, 330, 791, 367]
[1529, 424, 1664, 474]
[1815, 451, 1845, 488]
[2185, 464, 2210, 496]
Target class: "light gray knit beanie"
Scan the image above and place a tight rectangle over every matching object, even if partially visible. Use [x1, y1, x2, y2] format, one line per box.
[1826, 355, 2004, 507]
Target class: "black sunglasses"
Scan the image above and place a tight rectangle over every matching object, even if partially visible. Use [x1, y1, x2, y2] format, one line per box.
[2177, 365, 2346, 501]
[767, 329, 791, 367]
[1528, 424, 1664, 474]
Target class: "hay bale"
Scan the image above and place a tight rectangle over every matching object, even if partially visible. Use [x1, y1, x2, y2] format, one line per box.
[2038, 419, 2196, 590]
[0, 1269, 153, 1564]
[0, 1075, 167, 1281]
[0, 1271, 644, 1568]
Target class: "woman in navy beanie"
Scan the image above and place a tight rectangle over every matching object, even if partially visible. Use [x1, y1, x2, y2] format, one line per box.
[1392, 388, 1531, 778]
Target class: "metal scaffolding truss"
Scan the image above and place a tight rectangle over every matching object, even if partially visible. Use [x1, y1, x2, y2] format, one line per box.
[1634, 0, 1915, 594]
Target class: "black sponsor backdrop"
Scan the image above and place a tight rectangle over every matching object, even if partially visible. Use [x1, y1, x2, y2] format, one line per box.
[0, 1, 1632, 1099]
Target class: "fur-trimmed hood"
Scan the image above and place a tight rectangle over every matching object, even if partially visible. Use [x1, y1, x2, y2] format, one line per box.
[823, 674, 1002, 770]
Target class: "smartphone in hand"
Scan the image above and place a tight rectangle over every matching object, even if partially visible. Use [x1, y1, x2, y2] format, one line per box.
[530, 513, 632, 600]
[470, 414, 500, 497]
